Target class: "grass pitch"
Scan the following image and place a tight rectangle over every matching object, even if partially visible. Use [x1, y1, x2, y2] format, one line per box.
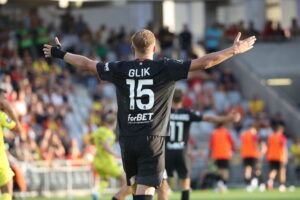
[25, 188, 300, 200]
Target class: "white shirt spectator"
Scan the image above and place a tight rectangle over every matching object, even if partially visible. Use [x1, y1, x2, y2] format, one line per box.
[51, 92, 64, 106]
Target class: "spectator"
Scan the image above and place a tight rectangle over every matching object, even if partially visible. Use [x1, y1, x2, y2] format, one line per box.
[290, 18, 300, 37]
[237, 20, 247, 36]
[75, 15, 87, 37]
[273, 22, 285, 41]
[67, 138, 82, 161]
[0, 74, 13, 93]
[225, 24, 239, 42]
[179, 24, 192, 57]
[249, 94, 264, 116]
[158, 26, 175, 57]
[270, 112, 286, 129]
[247, 21, 260, 38]
[205, 22, 223, 53]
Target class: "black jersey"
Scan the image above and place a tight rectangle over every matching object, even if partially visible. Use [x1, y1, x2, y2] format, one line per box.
[166, 108, 203, 150]
[96, 58, 191, 137]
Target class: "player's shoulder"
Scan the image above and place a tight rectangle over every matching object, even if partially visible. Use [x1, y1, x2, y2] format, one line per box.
[188, 109, 201, 116]
[163, 57, 185, 65]
[179, 108, 191, 114]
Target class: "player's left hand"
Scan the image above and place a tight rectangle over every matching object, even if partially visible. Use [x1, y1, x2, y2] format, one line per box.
[43, 37, 61, 58]
[232, 32, 256, 54]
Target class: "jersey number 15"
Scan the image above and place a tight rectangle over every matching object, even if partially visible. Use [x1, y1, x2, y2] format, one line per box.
[126, 79, 154, 110]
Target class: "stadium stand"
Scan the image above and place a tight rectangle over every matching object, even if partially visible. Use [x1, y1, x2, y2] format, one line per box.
[0, 7, 299, 197]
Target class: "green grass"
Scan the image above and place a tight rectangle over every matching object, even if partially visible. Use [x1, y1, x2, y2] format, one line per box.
[25, 188, 300, 200]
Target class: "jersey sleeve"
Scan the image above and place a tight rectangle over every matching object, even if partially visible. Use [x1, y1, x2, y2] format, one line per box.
[189, 110, 203, 122]
[96, 61, 118, 82]
[164, 58, 191, 81]
[0, 112, 16, 130]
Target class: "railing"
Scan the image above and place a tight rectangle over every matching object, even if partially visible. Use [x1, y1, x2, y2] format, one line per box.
[14, 160, 118, 198]
[14, 158, 298, 198]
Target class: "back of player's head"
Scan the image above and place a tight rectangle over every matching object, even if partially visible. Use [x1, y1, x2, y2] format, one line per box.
[274, 123, 285, 133]
[103, 113, 117, 126]
[131, 29, 155, 54]
[173, 88, 184, 104]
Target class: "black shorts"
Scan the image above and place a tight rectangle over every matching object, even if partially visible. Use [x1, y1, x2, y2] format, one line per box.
[165, 149, 191, 179]
[119, 135, 165, 187]
[269, 161, 285, 170]
[243, 158, 258, 168]
[215, 159, 229, 169]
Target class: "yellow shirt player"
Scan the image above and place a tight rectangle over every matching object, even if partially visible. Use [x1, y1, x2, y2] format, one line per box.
[92, 113, 131, 200]
[93, 119, 122, 179]
[0, 111, 17, 200]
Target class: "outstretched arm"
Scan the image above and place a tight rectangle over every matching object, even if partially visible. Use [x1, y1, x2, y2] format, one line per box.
[189, 32, 256, 71]
[202, 112, 240, 124]
[43, 37, 98, 73]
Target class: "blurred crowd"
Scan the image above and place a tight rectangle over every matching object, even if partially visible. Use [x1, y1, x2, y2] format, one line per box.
[0, 9, 299, 183]
[204, 19, 300, 53]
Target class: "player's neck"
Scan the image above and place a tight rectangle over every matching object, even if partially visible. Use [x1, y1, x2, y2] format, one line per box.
[172, 103, 182, 109]
[135, 53, 153, 61]
[105, 124, 115, 131]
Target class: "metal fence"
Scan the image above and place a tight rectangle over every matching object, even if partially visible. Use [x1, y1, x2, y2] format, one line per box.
[14, 160, 93, 198]
[15, 158, 298, 198]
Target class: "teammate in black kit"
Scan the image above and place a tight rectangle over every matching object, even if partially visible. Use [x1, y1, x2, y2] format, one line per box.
[43, 30, 255, 200]
[157, 89, 240, 200]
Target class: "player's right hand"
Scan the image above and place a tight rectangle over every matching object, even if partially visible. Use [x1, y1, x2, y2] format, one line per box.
[43, 37, 61, 58]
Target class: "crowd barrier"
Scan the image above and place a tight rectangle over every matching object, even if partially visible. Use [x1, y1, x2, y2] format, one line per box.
[14, 160, 117, 198]
[14, 158, 298, 198]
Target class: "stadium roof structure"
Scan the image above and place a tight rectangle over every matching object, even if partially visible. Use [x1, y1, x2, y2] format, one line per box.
[1, 0, 229, 8]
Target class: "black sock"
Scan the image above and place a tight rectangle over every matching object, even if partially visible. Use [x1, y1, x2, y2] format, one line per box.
[181, 190, 190, 200]
[112, 197, 118, 200]
[133, 195, 153, 200]
[257, 175, 263, 184]
[244, 178, 251, 185]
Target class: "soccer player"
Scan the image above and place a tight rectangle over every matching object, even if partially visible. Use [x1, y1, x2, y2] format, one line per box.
[44, 30, 255, 200]
[266, 124, 287, 192]
[240, 124, 262, 192]
[209, 123, 235, 191]
[157, 88, 240, 200]
[93, 113, 131, 200]
[0, 89, 22, 136]
[0, 111, 20, 200]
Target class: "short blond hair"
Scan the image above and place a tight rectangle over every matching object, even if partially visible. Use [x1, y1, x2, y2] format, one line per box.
[131, 29, 155, 54]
